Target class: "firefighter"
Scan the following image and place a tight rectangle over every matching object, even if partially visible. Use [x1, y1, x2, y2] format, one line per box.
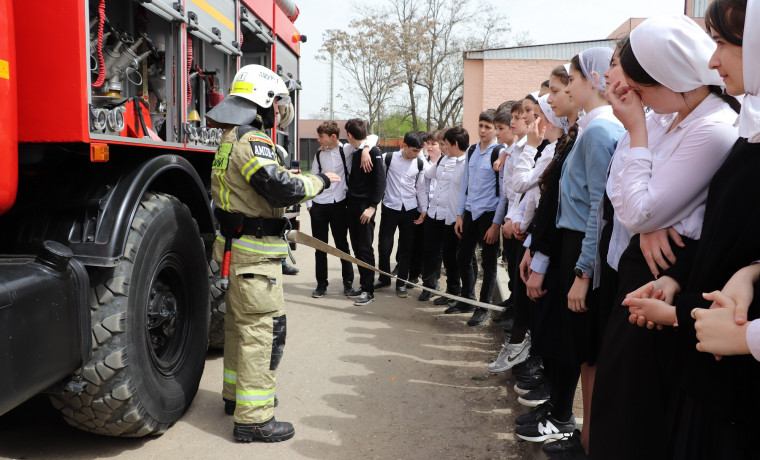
[207, 64, 339, 442]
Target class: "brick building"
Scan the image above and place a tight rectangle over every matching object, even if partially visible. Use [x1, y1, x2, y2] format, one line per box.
[461, 0, 707, 138]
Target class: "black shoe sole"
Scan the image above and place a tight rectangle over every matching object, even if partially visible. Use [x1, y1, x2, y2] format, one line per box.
[234, 429, 294, 443]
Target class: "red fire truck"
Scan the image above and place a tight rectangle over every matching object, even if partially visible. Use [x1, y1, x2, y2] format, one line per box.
[0, 0, 305, 437]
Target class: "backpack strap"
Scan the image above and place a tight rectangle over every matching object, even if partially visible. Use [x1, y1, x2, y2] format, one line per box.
[338, 144, 350, 180]
[436, 155, 444, 166]
[384, 150, 393, 176]
[491, 145, 504, 197]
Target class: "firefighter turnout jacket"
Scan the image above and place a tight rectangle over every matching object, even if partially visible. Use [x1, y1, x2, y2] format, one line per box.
[211, 125, 330, 264]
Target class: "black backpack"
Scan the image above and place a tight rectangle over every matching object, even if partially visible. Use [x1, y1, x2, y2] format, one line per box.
[384, 151, 425, 184]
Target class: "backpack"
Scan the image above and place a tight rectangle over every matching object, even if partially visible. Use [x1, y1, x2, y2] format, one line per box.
[466, 143, 503, 197]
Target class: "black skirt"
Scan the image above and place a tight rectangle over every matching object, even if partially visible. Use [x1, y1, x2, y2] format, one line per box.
[589, 234, 694, 460]
[533, 229, 600, 366]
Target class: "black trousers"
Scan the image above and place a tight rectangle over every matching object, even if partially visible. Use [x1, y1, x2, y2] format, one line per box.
[309, 200, 354, 288]
[421, 216, 445, 289]
[408, 219, 424, 280]
[456, 210, 499, 302]
[346, 200, 376, 293]
[377, 204, 418, 288]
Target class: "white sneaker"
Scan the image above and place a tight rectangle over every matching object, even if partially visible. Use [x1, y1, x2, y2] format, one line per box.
[488, 338, 530, 373]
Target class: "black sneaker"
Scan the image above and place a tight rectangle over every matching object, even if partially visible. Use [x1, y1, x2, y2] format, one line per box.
[512, 354, 544, 381]
[344, 287, 363, 298]
[517, 381, 550, 407]
[542, 429, 585, 455]
[312, 285, 327, 298]
[514, 375, 545, 395]
[354, 291, 374, 306]
[234, 417, 294, 442]
[515, 413, 575, 443]
[418, 290, 432, 302]
[224, 396, 278, 415]
[444, 301, 476, 314]
[396, 285, 408, 298]
[515, 401, 553, 426]
[434, 295, 453, 306]
[492, 301, 514, 324]
[467, 307, 490, 326]
[373, 280, 391, 290]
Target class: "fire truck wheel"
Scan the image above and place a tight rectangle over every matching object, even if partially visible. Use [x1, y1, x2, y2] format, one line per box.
[50, 192, 209, 437]
[207, 259, 226, 350]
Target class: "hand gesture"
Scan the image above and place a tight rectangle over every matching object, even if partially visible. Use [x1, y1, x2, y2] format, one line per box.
[526, 118, 546, 148]
[640, 228, 684, 278]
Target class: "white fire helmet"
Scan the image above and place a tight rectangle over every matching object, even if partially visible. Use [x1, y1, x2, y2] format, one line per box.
[206, 64, 291, 126]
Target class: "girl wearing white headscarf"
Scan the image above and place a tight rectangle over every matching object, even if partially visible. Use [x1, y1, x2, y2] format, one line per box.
[589, 14, 741, 460]
[515, 49, 624, 451]
[622, 1, 760, 458]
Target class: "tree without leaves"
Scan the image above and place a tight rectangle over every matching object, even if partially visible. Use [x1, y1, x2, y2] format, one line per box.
[318, 18, 404, 132]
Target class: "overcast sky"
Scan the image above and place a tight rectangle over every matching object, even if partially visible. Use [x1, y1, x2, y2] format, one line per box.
[292, 0, 687, 118]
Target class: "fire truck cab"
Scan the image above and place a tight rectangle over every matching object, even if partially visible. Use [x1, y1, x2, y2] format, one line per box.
[0, 0, 304, 437]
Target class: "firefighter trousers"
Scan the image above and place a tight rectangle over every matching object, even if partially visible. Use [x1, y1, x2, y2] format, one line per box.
[222, 258, 287, 424]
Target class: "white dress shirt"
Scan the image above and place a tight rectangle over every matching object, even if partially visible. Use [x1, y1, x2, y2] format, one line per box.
[423, 154, 466, 225]
[608, 93, 738, 240]
[308, 143, 349, 206]
[503, 136, 527, 221]
[381, 151, 429, 212]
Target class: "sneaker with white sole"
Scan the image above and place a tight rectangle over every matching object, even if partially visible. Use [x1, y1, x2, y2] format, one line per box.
[517, 381, 550, 407]
[514, 375, 544, 395]
[353, 291, 374, 306]
[514, 413, 575, 442]
[488, 338, 530, 373]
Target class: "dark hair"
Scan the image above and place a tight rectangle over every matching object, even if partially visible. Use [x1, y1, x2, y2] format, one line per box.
[705, 0, 746, 47]
[620, 36, 742, 113]
[619, 36, 659, 87]
[403, 130, 426, 149]
[317, 121, 340, 137]
[345, 118, 368, 140]
[541, 80, 550, 88]
[570, 54, 584, 80]
[510, 103, 524, 116]
[479, 109, 497, 125]
[539, 124, 579, 195]
[550, 65, 570, 86]
[494, 110, 512, 125]
[524, 94, 538, 104]
[497, 100, 517, 113]
[443, 126, 469, 151]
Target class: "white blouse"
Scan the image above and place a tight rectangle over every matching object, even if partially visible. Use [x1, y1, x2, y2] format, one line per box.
[423, 154, 466, 225]
[608, 93, 738, 240]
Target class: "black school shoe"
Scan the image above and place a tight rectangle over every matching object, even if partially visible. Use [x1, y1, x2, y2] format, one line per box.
[312, 285, 327, 298]
[444, 301, 476, 314]
[466, 307, 490, 326]
[542, 429, 585, 456]
[515, 413, 575, 443]
[234, 417, 294, 442]
[282, 263, 299, 275]
[418, 290, 432, 302]
[434, 295, 453, 306]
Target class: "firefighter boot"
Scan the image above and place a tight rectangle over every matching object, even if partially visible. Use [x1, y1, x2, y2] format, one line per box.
[234, 418, 295, 442]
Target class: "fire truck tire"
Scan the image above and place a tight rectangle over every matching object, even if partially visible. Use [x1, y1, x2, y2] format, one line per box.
[207, 259, 226, 350]
[50, 192, 209, 437]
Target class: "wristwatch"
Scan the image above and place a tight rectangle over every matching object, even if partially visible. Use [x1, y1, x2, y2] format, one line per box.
[574, 268, 587, 279]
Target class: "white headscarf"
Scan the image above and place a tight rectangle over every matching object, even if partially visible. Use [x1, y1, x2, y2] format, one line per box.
[631, 15, 723, 92]
[537, 94, 564, 129]
[741, 0, 760, 142]
[579, 47, 614, 92]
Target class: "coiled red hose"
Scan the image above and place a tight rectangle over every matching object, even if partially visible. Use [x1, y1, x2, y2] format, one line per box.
[92, 0, 106, 87]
